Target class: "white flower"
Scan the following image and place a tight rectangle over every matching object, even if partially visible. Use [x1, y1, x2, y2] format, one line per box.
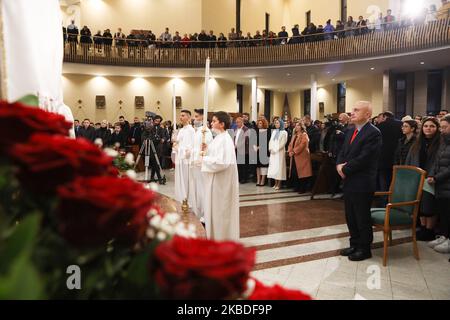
[125, 170, 137, 180]
[146, 228, 155, 239]
[156, 232, 167, 241]
[147, 208, 159, 218]
[160, 220, 174, 234]
[94, 138, 103, 147]
[150, 215, 162, 228]
[148, 182, 159, 192]
[241, 278, 256, 299]
[104, 148, 119, 158]
[166, 213, 180, 224]
[124, 153, 135, 165]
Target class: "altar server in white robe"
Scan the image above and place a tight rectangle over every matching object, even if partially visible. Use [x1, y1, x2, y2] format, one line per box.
[201, 112, 240, 241]
[174, 110, 195, 203]
[189, 109, 213, 221]
[267, 118, 287, 190]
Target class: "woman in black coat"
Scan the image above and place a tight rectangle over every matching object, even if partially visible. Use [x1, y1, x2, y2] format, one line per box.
[406, 117, 441, 241]
[254, 119, 271, 186]
[394, 120, 417, 165]
[428, 115, 450, 254]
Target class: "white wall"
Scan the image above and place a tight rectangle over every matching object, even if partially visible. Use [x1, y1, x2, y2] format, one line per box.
[62, 74, 237, 123]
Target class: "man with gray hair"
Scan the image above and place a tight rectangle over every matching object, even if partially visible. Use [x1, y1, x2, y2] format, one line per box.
[337, 101, 382, 261]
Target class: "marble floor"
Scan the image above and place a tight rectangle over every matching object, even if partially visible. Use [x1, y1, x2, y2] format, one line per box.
[141, 169, 450, 300]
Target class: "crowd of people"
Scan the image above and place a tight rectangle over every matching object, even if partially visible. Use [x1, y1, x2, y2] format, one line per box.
[77, 106, 450, 257]
[63, 1, 450, 52]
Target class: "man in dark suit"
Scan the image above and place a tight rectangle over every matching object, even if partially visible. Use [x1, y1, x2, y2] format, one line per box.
[109, 124, 127, 149]
[376, 111, 403, 194]
[337, 101, 382, 261]
[234, 117, 250, 183]
[77, 119, 96, 142]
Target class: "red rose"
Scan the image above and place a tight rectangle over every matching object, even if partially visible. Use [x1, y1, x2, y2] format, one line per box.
[9, 134, 116, 194]
[248, 279, 312, 300]
[152, 236, 255, 300]
[56, 176, 157, 248]
[0, 101, 72, 154]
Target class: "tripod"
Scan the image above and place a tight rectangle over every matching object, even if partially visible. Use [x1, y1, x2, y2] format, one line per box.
[135, 139, 166, 184]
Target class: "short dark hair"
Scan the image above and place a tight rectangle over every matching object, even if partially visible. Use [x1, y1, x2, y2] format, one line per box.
[242, 112, 250, 117]
[213, 111, 231, 130]
[382, 111, 395, 119]
[404, 120, 418, 131]
[194, 108, 204, 115]
[83, 118, 90, 122]
[440, 109, 448, 114]
[181, 110, 191, 116]
[119, 115, 125, 119]
[74, 119, 79, 122]
[95, 122, 101, 126]
[153, 115, 163, 121]
[442, 114, 450, 123]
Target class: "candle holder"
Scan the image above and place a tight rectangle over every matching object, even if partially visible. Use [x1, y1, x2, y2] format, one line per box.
[181, 198, 189, 225]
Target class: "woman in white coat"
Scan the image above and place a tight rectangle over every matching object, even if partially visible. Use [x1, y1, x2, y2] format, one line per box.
[268, 119, 287, 190]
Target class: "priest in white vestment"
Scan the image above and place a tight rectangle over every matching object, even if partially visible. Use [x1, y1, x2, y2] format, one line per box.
[201, 112, 240, 241]
[189, 109, 213, 221]
[174, 110, 195, 203]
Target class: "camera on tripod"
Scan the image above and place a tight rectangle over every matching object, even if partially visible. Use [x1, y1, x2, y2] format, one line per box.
[135, 126, 166, 185]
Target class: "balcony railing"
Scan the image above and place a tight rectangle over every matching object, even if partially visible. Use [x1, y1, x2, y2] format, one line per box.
[64, 19, 450, 68]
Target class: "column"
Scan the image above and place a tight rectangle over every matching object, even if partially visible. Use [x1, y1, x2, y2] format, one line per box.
[310, 74, 318, 120]
[251, 78, 258, 122]
[382, 70, 395, 113]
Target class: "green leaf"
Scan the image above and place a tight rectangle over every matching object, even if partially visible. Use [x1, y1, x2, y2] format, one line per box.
[0, 213, 40, 267]
[0, 214, 44, 299]
[126, 250, 150, 287]
[16, 95, 39, 107]
[0, 253, 44, 299]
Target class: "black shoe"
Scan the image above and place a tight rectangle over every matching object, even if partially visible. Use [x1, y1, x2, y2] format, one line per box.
[348, 249, 372, 261]
[340, 247, 357, 257]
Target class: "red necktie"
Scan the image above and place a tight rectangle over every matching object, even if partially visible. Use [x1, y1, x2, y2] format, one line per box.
[350, 129, 359, 144]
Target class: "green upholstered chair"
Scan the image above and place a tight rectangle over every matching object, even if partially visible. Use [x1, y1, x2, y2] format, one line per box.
[371, 166, 426, 266]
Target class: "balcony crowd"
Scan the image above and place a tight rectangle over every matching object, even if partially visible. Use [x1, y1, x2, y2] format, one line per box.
[63, 2, 450, 52]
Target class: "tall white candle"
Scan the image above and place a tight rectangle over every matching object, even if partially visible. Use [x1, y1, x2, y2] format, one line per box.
[203, 57, 210, 127]
[172, 81, 176, 130]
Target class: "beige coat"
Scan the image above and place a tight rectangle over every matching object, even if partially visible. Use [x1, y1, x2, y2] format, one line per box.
[288, 132, 312, 179]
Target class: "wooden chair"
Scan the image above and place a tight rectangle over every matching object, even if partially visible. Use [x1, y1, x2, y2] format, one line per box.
[371, 165, 426, 267]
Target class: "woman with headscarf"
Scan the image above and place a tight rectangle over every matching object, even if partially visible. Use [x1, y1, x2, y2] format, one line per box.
[268, 118, 288, 190]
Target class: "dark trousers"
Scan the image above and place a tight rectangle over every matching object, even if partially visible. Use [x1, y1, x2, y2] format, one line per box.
[377, 167, 392, 191]
[344, 192, 375, 251]
[437, 198, 450, 238]
[236, 152, 249, 182]
[290, 158, 311, 192]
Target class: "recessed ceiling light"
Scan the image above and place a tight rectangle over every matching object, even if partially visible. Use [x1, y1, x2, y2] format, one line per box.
[332, 78, 336, 81]
[327, 71, 331, 74]
[370, 67, 375, 70]
[286, 73, 291, 77]
[420, 61, 425, 65]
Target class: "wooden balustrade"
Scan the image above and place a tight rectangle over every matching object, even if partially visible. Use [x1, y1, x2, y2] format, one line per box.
[64, 19, 450, 68]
